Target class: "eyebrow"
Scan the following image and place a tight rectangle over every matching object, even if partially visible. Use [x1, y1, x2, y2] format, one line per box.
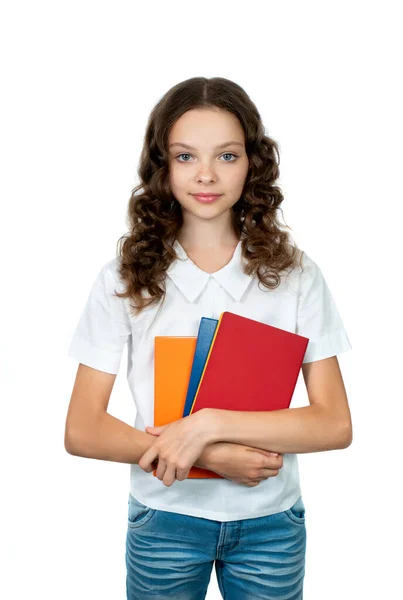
[169, 141, 244, 150]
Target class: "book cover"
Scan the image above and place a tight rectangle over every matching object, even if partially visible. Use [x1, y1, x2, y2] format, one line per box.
[189, 311, 309, 415]
[153, 336, 223, 479]
[182, 317, 218, 418]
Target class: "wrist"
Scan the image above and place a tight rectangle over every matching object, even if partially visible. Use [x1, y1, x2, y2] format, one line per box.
[197, 407, 222, 444]
[194, 442, 217, 470]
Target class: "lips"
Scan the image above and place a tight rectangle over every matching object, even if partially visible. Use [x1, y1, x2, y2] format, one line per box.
[191, 193, 222, 203]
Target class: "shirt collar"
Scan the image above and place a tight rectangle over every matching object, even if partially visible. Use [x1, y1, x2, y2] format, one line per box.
[166, 238, 253, 303]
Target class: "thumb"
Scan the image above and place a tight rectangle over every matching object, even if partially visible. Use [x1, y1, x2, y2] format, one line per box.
[145, 425, 163, 434]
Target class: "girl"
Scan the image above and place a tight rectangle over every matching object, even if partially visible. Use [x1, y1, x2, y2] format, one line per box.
[66, 76, 352, 600]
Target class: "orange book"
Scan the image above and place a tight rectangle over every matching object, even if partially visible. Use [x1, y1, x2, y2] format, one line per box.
[153, 336, 223, 479]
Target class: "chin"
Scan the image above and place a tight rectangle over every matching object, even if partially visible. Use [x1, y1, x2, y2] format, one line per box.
[183, 197, 234, 213]
[187, 206, 229, 220]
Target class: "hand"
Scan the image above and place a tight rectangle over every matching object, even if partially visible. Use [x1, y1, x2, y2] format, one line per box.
[139, 410, 212, 487]
[205, 442, 283, 486]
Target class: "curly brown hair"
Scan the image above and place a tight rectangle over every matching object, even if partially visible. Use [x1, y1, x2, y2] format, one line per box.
[114, 76, 302, 318]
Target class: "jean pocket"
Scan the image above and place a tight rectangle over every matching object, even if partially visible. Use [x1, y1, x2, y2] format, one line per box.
[127, 493, 156, 529]
[283, 495, 306, 525]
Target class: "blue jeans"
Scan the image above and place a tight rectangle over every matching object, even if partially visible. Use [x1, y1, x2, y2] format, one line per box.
[125, 492, 306, 600]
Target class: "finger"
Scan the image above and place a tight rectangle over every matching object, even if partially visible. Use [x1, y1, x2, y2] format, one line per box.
[145, 425, 163, 435]
[138, 447, 158, 472]
[264, 456, 282, 468]
[176, 466, 190, 481]
[260, 468, 280, 477]
[156, 459, 167, 481]
[163, 465, 177, 487]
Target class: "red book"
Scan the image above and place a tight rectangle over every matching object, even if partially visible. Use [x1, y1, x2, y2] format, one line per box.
[189, 311, 309, 416]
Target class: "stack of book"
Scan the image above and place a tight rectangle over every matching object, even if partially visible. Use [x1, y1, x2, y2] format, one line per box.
[153, 311, 309, 479]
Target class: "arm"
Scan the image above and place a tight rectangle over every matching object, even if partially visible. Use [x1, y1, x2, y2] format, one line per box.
[203, 356, 353, 454]
[65, 409, 218, 470]
[64, 363, 218, 469]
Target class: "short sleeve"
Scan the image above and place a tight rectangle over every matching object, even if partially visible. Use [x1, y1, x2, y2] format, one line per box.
[296, 252, 352, 364]
[67, 260, 132, 374]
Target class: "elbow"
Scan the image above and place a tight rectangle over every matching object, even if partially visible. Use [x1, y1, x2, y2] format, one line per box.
[337, 423, 353, 449]
[64, 427, 81, 455]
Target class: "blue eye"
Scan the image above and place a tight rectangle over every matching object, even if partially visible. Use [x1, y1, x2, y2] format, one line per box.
[176, 153, 192, 162]
[175, 152, 238, 163]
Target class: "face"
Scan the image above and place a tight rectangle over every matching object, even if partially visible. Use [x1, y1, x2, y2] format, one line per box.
[167, 108, 249, 222]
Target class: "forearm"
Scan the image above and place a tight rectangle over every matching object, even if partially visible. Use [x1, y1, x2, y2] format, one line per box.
[206, 405, 351, 454]
[65, 411, 217, 469]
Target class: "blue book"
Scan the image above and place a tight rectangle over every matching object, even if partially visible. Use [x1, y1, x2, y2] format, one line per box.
[182, 317, 218, 417]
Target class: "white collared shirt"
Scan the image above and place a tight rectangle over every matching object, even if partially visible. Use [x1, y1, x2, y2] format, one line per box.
[68, 239, 352, 521]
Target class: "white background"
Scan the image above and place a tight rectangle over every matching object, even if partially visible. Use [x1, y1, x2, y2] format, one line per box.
[1, 1, 401, 598]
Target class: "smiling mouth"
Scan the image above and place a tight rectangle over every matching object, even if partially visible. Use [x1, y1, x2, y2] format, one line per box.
[191, 193, 222, 203]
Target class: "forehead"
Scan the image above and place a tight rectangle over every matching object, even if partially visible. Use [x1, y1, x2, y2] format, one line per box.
[168, 109, 245, 149]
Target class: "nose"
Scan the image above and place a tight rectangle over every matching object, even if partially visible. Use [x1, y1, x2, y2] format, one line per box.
[196, 164, 217, 182]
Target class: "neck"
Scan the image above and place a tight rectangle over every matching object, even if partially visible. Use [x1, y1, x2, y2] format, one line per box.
[177, 221, 240, 251]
